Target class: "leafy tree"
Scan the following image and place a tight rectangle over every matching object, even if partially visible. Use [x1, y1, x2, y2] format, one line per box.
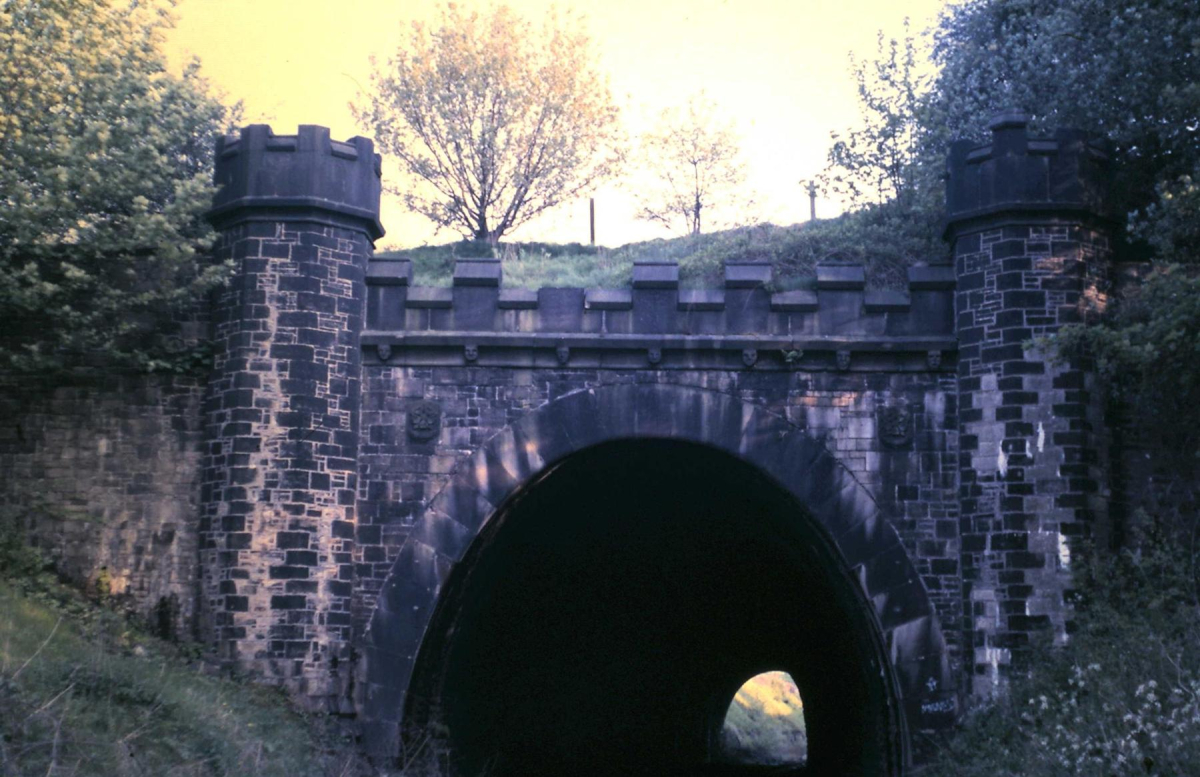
[916, 8, 1200, 769]
[0, 12, 237, 721]
[923, 0, 1200, 234]
[821, 21, 929, 210]
[636, 94, 755, 236]
[925, 0, 1200, 472]
[814, 22, 945, 274]
[356, 3, 624, 243]
[0, 0, 237, 374]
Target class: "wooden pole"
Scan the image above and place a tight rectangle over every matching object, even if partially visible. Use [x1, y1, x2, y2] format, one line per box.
[589, 198, 595, 245]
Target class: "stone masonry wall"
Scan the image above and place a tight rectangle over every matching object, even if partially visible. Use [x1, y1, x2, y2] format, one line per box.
[955, 223, 1111, 696]
[355, 365, 965, 687]
[200, 220, 369, 708]
[0, 376, 204, 637]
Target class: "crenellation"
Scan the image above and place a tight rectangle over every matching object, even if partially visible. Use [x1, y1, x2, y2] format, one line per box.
[365, 256, 957, 351]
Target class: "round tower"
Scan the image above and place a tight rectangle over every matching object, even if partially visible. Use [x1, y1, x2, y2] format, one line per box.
[201, 125, 382, 709]
[945, 113, 1114, 698]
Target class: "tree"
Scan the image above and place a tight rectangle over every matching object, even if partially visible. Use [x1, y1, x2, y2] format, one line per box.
[813, 22, 945, 272]
[821, 21, 929, 210]
[356, 3, 624, 243]
[0, 0, 237, 374]
[923, 0, 1200, 430]
[914, 12, 1200, 771]
[636, 94, 755, 236]
[923, 0, 1200, 233]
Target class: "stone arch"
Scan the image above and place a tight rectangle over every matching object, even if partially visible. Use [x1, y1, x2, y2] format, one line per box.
[360, 382, 951, 770]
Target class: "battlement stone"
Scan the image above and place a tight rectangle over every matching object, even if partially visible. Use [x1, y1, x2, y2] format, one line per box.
[945, 112, 1111, 239]
[363, 258, 956, 370]
[208, 124, 384, 240]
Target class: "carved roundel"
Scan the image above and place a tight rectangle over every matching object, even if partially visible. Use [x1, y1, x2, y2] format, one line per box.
[407, 400, 442, 442]
[878, 403, 912, 449]
[742, 348, 758, 367]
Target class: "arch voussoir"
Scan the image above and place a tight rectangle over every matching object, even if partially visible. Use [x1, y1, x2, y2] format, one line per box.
[362, 382, 947, 766]
[459, 444, 524, 510]
[836, 512, 899, 569]
[872, 575, 933, 631]
[430, 483, 495, 534]
[507, 389, 599, 472]
[410, 507, 474, 563]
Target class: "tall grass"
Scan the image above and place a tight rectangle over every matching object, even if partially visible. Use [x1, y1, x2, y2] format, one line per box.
[0, 577, 370, 776]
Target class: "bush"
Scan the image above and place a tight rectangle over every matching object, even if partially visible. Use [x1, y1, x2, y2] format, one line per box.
[924, 518, 1200, 776]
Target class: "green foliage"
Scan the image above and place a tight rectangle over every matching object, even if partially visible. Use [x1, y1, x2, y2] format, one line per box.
[718, 671, 807, 766]
[1053, 267, 1200, 461]
[925, 522, 1200, 776]
[1131, 168, 1200, 264]
[635, 93, 754, 236]
[0, 507, 51, 586]
[356, 2, 624, 242]
[0, 0, 237, 375]
[382, 207, 940, 292]
[821, 20, 931, 212]
[815, 18, 946, 279]
[925, 0, 1200, 226]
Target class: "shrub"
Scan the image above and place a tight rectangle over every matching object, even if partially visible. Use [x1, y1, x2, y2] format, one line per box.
[925, 517, 1200, 776]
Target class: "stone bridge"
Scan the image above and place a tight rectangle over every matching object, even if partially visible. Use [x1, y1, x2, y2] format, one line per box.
[190, 114, 1110, 773]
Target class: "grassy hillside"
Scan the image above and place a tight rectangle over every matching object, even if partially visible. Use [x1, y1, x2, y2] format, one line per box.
[718, 671, 807, 765]
[0, 577, 370, 777]
[378, 203, 945, 291]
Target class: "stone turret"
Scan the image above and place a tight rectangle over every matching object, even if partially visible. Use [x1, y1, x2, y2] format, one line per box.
[946, 113, 1114, 697]
[201, 125, 382, 710]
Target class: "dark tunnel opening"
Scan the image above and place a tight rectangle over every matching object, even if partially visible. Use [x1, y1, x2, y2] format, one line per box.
[403, 439, 905, 775]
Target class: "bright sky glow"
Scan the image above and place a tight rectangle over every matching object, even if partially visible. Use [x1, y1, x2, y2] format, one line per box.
[167, 0, 948, 249]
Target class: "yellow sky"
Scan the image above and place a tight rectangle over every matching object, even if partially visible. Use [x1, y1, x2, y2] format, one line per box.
[167, 0, 947, 249]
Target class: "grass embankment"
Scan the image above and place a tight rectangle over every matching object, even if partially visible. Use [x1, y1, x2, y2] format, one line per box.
[0, 577, 368, 776]
[719, 671, 807, 765]
[379, 204, 945, 291]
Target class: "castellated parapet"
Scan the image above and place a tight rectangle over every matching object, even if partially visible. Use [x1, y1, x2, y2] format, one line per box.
[945, 111, 1112, 236]
[363, 258, 958, 372]
[208, 124, 384, 240]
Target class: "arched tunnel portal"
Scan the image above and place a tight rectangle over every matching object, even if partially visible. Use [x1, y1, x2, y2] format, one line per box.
[362, 384, 952, 776]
